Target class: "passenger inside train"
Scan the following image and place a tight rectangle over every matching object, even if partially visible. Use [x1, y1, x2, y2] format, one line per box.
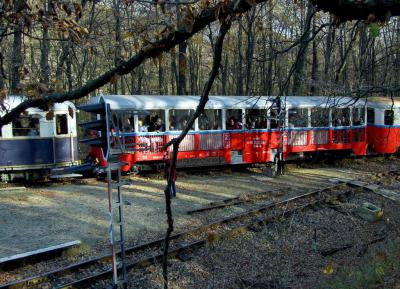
[27, 120, 40, 136]
[199, 110, 222, 130]
[12, 114, 40, 136]
[149, 116, 164, 132]
[226, 117, 242, 130]
[169, 109, 194, 131]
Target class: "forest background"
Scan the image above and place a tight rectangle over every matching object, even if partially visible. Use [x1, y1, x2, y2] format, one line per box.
[1, 0, 399, 107]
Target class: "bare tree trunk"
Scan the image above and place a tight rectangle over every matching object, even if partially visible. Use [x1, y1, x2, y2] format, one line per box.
[55, 40, 71, 89]
[358, 22, 368, 89]
[0, 35, 5, 109]
[264, 3, 274, 95]
[245, 8, 256, 95]
[40, 0, 50, 86]
[178, 41, 187, 95]
[221, 50, 228, 95]
[335, 22, 359, 86]
[0, 20, 5, 90]
[292, 3, 314, 95]
[236, 19, 244, 95]
[188, 42, 199, 95]
[136, 65, 144, 94]
[113, 0, 123, 94]
[176, 5, 187, 95]
[310, 14, 318, 95]
[369, 38, 376, 89]
[66, 51, 73, 90]
[158, 57, 165, 95]
[170, 48, 178, 94]
[324, 16, 335, 79]
[10, 0, 24, 94]
[0, 51, 4, 90]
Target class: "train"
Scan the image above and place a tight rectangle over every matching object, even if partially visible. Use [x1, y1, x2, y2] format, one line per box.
[85, 95, 400, 174]
[1, 94, 399, 180]
[0, 96, 78, 181]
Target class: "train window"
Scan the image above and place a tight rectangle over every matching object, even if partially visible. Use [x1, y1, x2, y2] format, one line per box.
[384, 110, 394, 125]
[352, 107, 365, 125]
[169, 109, 194, 131]
[270, 109, 279, 129]
[311, 108, 329, 127]
[367, 108, 375, 124]
[56, 114, 68, 135]
[137, 110, 165, 132]
[332, 108, 350, 127]
[114, 111, 135, 132]
[288, 108, 308, 128]
[245, 109, 268, 129]
[12, 114, 40, 137]
[199, 109, 222, 130]
[226, 109, 243, 130]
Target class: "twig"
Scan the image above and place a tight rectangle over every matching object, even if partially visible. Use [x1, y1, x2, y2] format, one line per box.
[0, 0, 264, 128]
[160, 19, 231, 289]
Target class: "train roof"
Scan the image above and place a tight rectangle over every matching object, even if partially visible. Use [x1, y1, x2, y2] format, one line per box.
[92, 95, 365, 110]
[367, 97, 400, 109]
[0, 96, 76, 115]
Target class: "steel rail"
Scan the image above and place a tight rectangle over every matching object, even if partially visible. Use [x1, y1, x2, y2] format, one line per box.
[58, 196, 335, 288]
[186, 189, 283, 214]
[0, 184, 342, 289]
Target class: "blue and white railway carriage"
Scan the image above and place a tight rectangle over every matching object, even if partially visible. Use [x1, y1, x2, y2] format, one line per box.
[0, 96, 78, 181]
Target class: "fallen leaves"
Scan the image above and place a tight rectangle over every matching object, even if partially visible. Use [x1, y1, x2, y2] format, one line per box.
[323, 263, 334, 275]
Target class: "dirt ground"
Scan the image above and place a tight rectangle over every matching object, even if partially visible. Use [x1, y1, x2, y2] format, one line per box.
[0, 160, 374, 259]
[127, 192, 400, 289]
[1, 156, 400, 289]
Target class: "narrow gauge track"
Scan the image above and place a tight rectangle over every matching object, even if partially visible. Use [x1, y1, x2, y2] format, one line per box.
[186, 188, 286, 214]
[185, 170, 343, 215]
[0, 183, 349, 289]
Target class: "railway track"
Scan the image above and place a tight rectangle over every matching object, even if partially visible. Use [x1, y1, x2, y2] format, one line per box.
[0, 182, 351, 289]
[186, 188, 286, 214]
[184, 168, 351, 215]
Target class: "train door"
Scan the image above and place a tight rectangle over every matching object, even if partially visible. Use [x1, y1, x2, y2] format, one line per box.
[225, 108, 245, 164]
[54, 112, 77, 164]
[244, 109, 269, 163]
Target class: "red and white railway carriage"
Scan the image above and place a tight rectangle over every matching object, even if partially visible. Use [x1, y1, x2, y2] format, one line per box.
[366, 97, 400, 154]
[284, 96, 367, 158]
[86, 95, 368, 173]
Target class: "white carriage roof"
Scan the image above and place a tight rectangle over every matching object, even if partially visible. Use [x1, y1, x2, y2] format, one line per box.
[367, 97, 400, 109]
[0, 95, 76, 115]
[92, 95, 365, 110]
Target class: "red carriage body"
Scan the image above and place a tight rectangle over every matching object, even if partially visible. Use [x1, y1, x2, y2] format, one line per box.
[366, 97, 400, 154]
[84, 95, 375, 173]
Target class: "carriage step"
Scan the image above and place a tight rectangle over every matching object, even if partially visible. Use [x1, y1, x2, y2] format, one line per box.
[80, 137, 106, 147]
[79, 119, 108, 130]
[51, 163, 93, 175]
[49, 173, 83, 179]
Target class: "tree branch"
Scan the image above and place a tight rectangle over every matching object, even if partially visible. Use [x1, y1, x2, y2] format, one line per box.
[311, 0, 400, 21]
[335, 21, 360, 83]
[0, 0, 262, 127]
[161, 18, 231, 289]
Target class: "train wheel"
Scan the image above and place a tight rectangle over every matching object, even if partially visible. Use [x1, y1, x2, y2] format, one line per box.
[130, 165, 141, 175]
[96, 171, 107, 181]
